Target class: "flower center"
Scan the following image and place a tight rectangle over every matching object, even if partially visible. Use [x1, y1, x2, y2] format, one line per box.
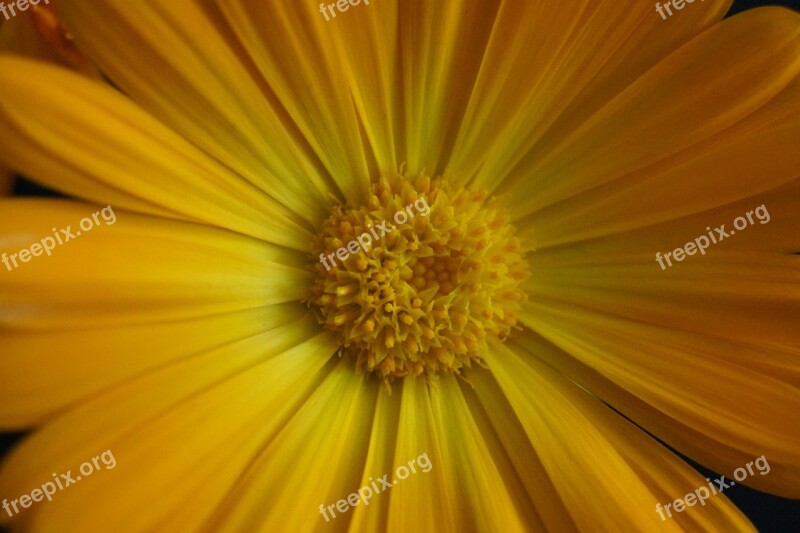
[308, 174, 529, 381]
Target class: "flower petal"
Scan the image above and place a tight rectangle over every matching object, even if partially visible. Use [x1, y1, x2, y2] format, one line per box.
[0, 331, 337, 531]
[0, 58, 312, 248]
[54, 0, 337, 222]
[515, 71, 800, 249]
[503, 7, 800, 217]
[0, 200, 310, 329]
[415, 375, 535, 532]
[347, 388, 400, 532]
[396, 0, 501, 175]
[517, 299, 800, 497]
[205, 359, 377, 532]
[482, 342, 756, 530]
[521, 161, 800, 360]
[0, 5, 100, 77]
[326, 0, 401, 175]
[216, 0, 374, 202]
[0, 304, 312, 428]
[467, 370, 577, 530]
[385, 376, 460, 532]
[445, 0, 731, 188]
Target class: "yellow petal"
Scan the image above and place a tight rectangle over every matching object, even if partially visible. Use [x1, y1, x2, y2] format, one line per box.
[397, 0, 500, 174]
[217, 0, 373, 203]
[517, 299, 800, 497]
[54, 0, 336, 223]
[326, 0, 401, 174]
[446, 0, 731, 189]
[0, 304, 311, 427]
[0, 4, 100, 77]
[483, 342, 756, 530]
[386, 376, 461, 531]
[0, 58, 312, 249]
[347, 384, 400, 533]
[515, 73, 800, 248]
[206, 359, 377, 532]
[418, 375, 534, 531]
[527, 248, 800, 346]
[0, 200, 310, 328]
[468, 370, 576, 530]
[504, 7, 800, 217]
[0, 331, 337, 531]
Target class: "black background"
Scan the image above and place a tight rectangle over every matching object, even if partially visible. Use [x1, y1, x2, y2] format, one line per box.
[2, 0, 800, 531]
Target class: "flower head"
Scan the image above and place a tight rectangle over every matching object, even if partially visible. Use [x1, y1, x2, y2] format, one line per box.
[0, 1, 799, 531]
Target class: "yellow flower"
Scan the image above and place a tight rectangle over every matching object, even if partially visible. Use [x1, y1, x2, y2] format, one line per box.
[1, 1, 799, 531]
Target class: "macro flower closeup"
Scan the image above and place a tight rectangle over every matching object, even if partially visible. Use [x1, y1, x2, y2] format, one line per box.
[1, 0, 799, 532]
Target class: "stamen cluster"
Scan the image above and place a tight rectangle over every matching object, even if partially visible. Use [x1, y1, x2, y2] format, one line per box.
[309, 173, 529, 381]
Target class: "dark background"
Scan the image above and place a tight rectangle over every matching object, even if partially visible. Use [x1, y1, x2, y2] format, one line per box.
[3, 0, 800, 531]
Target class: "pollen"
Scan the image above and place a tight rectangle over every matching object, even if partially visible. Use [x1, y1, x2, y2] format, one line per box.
[308, 173, 529, 382]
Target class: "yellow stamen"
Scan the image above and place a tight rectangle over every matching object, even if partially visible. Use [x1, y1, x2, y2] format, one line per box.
[308, 173, 529, 381]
